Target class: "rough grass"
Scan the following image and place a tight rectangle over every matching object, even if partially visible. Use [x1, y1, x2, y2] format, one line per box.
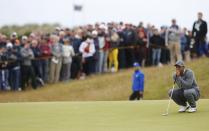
[0, 100, 209, 131]
[0, 58, 209, 102]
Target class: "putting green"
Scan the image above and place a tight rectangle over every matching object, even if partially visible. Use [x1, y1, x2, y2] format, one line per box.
[0, 99, 208, 131]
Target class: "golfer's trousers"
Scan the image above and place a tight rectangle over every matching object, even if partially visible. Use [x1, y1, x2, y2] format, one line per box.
[169, 88, 200, 108]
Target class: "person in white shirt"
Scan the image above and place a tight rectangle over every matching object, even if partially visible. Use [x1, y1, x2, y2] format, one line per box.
[79, 36, 96, 75]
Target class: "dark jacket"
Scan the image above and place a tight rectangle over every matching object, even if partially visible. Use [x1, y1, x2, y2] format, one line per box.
[72, 37, 82, 55]
[6, 46, 21, 69]
[192, 19, 208, 41]
[31, 46, 42, 66]
[0, 50, 9, 69]
[31, 46, 42, 58]
[123, 29, 137, 46]
[150, 35, 165, 49]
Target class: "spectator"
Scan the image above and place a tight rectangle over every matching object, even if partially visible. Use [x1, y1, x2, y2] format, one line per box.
[123, 24, 137, 68]
[59, 31, 65, 44]
[60, 37, 75, 81]
[108, 29, 120, 72]
[79, 36, 96, 76]
[49, 35, 63, 83]
[150, 29, 165, 66]
[192, 12, 208, 57]
[117, 25, 126, 69]
[160, 26, 170, 64]
[0, 46, 10, 91]
[92, 30, 100, 73]
[97, 28, 107, 73]
[20, 41, 37, 90]
[28, 33, 37, 42]
[9, 39, 22, 91]
[180, 28, 191, 62]
[0, 35, 7, 47]
[135, 28, 147, 67]
[71, 31, 83, 79]
[10, 32, 18, 45]
[39, 36, 51, 82]
[166, 19, 182, 64]
[31, 39, 44, 86]
[145, 24, 154, 48]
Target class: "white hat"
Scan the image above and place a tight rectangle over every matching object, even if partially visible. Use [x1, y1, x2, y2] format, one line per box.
[22, 36, 28, 40]
[92, 30, 98, 36]
[6, 42, 13, 48]
[12, 32, 17, 36]
[55, 27, 61, 31]
[30, 33, 36, 37]
[11, 32, 17, 37]
[99, 24, 108, 30]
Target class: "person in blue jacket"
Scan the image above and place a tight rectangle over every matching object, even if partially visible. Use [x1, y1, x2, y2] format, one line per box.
[129, 62, 145, 100]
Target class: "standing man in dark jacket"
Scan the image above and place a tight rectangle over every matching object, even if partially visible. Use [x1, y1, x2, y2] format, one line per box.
[31, 40, 44, 86]
[71, 33, 83, 79]
[169, 60, 200, 113]
[7, 42, 21, 91]
[150, 29, 165, 66]
[192, 12, 208, 57]
[123, 24, 137, 68]
[0, 46, 10, 90]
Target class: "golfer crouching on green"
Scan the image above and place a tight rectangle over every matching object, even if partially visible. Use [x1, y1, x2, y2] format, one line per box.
[169, 60, 200, 113]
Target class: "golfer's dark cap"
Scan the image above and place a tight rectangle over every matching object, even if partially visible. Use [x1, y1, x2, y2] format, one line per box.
[174, 60, 185, 67]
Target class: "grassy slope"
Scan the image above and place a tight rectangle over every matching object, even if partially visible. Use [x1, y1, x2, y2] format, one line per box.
[0, 100, 209, 131]
[0, 58, 209, 102]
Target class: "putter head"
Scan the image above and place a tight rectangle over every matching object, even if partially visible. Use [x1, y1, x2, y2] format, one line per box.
[162, 113, 168, 116]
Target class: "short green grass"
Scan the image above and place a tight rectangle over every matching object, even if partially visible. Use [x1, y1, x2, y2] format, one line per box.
[0, 99, 208, 131]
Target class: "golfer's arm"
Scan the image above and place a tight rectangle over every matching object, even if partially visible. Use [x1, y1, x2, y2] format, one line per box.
[176, 72, 194, 88]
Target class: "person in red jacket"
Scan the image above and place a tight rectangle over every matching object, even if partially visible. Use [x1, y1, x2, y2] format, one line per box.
[39, 37, 51, 82]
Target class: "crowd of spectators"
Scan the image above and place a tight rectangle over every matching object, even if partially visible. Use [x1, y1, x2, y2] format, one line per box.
[0, 12, 208, 91]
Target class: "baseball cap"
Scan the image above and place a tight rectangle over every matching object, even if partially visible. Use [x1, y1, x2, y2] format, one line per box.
[22, 36, 28, 41]
[133, 62, 140, 67]
[12, 32, 17, 36]
[6, 42, 13, 48]
[174, 60, 185, 67]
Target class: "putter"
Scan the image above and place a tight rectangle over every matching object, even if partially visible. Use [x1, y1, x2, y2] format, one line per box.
[162, 83, 175, 116]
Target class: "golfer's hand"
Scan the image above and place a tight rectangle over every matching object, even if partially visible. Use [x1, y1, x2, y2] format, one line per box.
[176, 70, 180, 77]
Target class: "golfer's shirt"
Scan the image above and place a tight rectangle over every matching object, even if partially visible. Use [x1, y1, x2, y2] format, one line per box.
[173, 69, 198, 89]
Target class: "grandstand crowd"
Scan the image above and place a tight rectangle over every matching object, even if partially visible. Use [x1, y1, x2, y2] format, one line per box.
[0, 12, 208, 91]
